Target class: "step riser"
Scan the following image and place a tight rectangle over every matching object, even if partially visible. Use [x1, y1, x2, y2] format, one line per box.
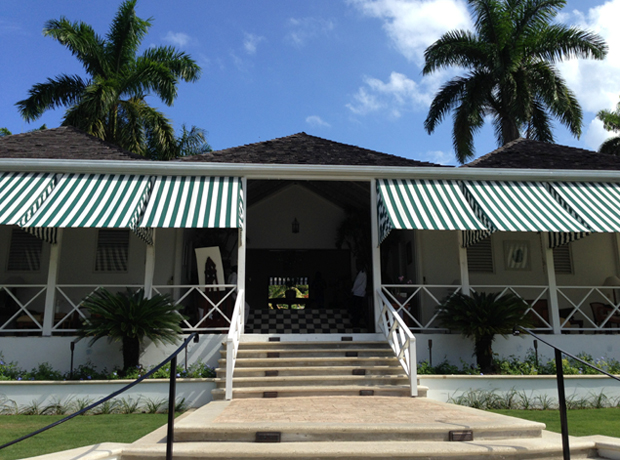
[216, 368, 404, 377]
[211, 388, 422, 400]
[226, 351, 395, 358]
[216, 378, 410, 388]
[228, 342, 391, 350]
[175, 428, 545, 443]
[221, 358, 399, 368]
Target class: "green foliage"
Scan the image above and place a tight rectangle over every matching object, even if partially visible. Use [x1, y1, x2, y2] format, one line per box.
[423, 0, 607, 163]
[597, 97, 620, 155]
[0, 127, 12, 137]
[78, 289, 184, 372]
[437, 292, 531, 372]
[15, 0, 202, 160]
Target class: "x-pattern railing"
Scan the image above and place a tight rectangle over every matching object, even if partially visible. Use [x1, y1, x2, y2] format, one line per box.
[556, 286, 620, 331]
[0, 285, 47, 332]
[152, 284, 237, 332]
[381, 284, 458, 331]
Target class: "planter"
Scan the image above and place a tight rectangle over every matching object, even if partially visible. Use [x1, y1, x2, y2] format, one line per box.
[0, 378, 216, 411]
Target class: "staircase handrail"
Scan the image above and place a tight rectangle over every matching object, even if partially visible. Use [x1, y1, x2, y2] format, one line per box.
[516, 326, 620, 460]
[0, 332, 199, 460]
[225, 288, 245, 400]
[377, 289, 418, 396]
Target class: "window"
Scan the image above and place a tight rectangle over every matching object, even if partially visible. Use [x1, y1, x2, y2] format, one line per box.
[95, 229, 129, 272]
[7, 229, 43, 271]
[467, 238, 494, 273]
[553, 243, 573, 274]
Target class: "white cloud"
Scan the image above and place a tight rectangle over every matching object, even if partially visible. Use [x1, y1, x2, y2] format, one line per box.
[285, 17, 335, 46]
[306, 115, 331, 127]
[243, 33, 265, 55]
[163, 31, 192, 48]
[347, 72, 434, 117]
[555, 0, 620, 115]
[348, 0, 472, 65]
[584, 117, 611, 151]
[424, 150, 456, 165]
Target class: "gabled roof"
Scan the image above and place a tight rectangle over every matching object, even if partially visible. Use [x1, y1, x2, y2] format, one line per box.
[178, 132, 444, 167]
[463, 138, 620, 170]
[0, 126, 146, 161]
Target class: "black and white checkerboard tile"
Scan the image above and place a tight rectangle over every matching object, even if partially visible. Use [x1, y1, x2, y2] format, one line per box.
[245, 308, 368, 334]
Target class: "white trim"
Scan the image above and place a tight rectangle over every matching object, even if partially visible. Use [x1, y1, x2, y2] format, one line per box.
[143, 229, 156, 297]
[541, 232, 561, 334]
[2, 159, 620, 182]
[43, 229, 63, 336]
[238, 177, 247, 326]
[370, 179, 382, 326]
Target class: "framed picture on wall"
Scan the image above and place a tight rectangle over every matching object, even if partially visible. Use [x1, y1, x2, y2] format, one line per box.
[503, 240, 530, 270]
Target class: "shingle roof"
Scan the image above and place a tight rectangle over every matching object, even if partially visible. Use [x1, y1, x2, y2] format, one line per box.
[0, 126, 146, 161]
[463, 138, 620, 170]
[177, 132, 444, 167]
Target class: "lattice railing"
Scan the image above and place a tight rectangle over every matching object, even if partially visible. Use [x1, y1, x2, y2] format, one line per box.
[0, 285, 47, 334]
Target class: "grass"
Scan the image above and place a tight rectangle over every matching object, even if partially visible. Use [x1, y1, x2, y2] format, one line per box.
[0, 414, 171, 460]
[490, 407, 620, 437]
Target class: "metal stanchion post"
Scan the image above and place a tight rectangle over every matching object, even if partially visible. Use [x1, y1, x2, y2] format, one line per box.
[166, 356, 177, 460]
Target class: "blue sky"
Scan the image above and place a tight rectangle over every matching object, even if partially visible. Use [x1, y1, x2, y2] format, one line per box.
[1, 0, 619, 165]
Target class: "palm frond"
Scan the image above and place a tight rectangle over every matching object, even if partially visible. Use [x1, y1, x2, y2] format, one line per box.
[529, 25, 608, 62]
[599, 136, 620, 155]
[142, 46, 201, 82]
[16, 74, 88, 121]
[105, 0, 151, 72]
[423, 30, 489, 75]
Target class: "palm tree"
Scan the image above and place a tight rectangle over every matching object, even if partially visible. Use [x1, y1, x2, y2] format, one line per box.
[596, 98, 620, 155]
[437, 291, 531, 373]
[79, 289, 184, 374]
[423, 0, 607, 164]
[0, 128, 11, 137]
[16, 0, 201, 160]
[175, 124, 212, 157]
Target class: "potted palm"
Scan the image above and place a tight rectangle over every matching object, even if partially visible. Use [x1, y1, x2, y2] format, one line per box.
[78, 289, 185, 374]
[436, 291, 532, 373]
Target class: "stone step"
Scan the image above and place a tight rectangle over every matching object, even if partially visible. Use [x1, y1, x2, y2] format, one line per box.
[222, 348, 395, 358]
[121, 433, 596, 460]
[220, 357, 399, 368]
[228, 341, 392, 350]
[216, 365, 404, 377]
[214, 374, 410, 388]
[211, 384, 425, 400]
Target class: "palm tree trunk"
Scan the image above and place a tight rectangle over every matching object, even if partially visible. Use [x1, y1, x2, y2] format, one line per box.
[475, 334, 495, 373]
[122, 336, 141, 374]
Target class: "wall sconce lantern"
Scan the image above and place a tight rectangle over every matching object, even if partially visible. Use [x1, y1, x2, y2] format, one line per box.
[292, 217, 300, 234]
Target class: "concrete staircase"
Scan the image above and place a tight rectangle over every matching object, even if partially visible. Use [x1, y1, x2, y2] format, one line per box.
[212, 338, 427, 400]
[118, 396, 611, 460]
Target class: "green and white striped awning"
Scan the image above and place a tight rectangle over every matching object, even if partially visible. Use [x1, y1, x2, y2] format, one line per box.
[21, 173, 152, 229]
[377, 179, 486, 243]
[549, 182, 620, 232]
[139, 176, 243, 228]
[464, 181, 590, 233]
[0, 172, 57, 225]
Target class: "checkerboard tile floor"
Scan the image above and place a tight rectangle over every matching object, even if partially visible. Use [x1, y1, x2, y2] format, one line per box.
[245, 308, 368, 334]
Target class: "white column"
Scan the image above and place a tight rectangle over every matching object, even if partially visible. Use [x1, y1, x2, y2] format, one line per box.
[542, 233, 561, 334]
[173, 229, 184, 302]
[457, 232, 470, 295]
[614, 233, 620, 277]
[144, 229, 157, 298]
[237, 177, 248, 325]
[43, 229, 63, 337]
[370, 179, 382, 326]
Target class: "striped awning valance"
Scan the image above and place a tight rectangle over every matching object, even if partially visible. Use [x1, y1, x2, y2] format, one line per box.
[139, 176, 243, 228]
[0, 172, 57, 225]
[549, 182, 620, 232]
[377, 179, 486, 243]
[463, 181, 590, 233]
[21, 173, 152, 229]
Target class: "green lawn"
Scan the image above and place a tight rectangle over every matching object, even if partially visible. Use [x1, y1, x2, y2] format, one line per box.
[490, 408, 620, 437]
[0, 414, 170, 460]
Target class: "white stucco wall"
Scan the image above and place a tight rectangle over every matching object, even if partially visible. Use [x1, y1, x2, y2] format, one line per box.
[0, 334, 224, 373]
[247, 184, 346, 249]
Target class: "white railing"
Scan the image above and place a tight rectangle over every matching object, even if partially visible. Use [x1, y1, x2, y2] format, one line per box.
[556, 286, 620, 332]
[225, 289, 245, 400]
[0, 285, 47, 333]
[377, 289, 417, 397]
[153, 284, 237, 332]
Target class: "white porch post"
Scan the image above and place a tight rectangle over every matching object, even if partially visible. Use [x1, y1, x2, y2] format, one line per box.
[238, 177, 248, 325]
[43, 229, 63, 337]
[457, 232, 470, 295]
[144, 229, 156, 298]
[541, 232, 561, 334]
[173, 229, 184, 302]
[370, 179, 382, 326]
